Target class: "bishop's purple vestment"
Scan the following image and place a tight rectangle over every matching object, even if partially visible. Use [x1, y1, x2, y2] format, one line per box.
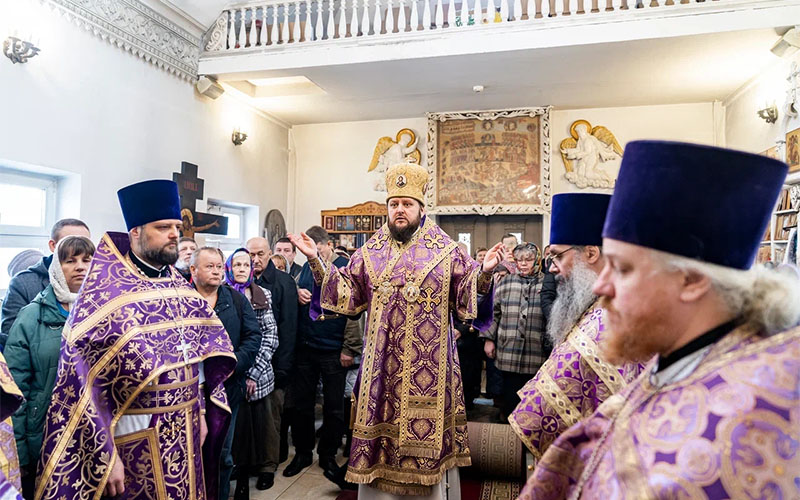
[36, 233, 236, 500]
[519, 324, 800, 500]
[308, 218, 493, 495]
[508, 302, 644, 461]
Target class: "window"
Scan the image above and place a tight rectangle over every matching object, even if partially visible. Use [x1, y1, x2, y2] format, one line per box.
[0, 170, 58, 291]
[457, 232, 472, 256]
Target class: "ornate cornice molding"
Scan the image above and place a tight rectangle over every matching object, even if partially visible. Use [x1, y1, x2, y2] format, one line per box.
[44, 0, 201, 81]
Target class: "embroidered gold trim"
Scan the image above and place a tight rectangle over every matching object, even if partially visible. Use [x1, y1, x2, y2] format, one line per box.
[345, 453, 472, 487]
[113, 427, 168, 500]
[477, 270, 493, 295]
[125, 397, 198, 415]
[144, 376, 200, 392]
[37, 323, 235, 500]
[64, 290, 217, 344]
[569, 326, 625, 394]
[308, 256, 328, 284]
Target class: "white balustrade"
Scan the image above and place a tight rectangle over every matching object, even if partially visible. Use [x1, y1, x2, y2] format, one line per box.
[205, 0, 717, 52]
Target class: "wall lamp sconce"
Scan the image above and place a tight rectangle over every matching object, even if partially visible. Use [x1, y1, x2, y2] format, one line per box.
[3, 36, 40, 64]
[757, 104, 779, 124]
[232, 128, 248, 146]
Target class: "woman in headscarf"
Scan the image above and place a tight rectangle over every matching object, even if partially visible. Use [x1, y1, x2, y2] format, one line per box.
[224, 249, 280, 499]
[5, 235, 95, 499]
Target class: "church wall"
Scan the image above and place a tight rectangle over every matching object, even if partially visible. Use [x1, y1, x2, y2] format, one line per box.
[723, 52, 800, 176]
[0, 2, 289, 242]
[290, 103, 716, 246]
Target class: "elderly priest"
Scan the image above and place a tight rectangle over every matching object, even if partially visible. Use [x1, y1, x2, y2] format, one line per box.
[509, 193, 644, 463]
[36, 180, 236, 500]
[519, 141, 800, 499]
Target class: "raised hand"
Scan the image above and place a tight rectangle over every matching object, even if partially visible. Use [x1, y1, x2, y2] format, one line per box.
[288, 232, 318, 259]
[481, 242, 507, 273]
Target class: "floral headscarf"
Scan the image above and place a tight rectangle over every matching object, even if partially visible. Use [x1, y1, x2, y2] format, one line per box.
[224, 248, 254, 294]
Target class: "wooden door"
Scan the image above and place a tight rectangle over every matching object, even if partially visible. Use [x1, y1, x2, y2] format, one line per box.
[437, 215, 543, 257]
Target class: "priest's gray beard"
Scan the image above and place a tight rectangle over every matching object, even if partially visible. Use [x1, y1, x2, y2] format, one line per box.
[547, 259, 598, 346]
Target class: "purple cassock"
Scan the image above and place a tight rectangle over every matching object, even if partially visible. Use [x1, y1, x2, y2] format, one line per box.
[36, 233, 236, 500]
[519, 325, 800, 500]
[508, 301, 644, 462]
[308, 217, 494, 496]
[0, 352, 23, 500]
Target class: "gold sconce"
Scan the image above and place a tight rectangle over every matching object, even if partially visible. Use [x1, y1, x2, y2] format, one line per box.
[757, 104, 779, 124]
[232, 128, 248, 146]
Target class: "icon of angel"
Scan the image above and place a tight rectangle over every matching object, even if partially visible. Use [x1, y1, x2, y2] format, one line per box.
[368, 128, 422, 191]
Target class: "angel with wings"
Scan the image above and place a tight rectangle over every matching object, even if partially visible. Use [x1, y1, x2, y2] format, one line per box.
[368, 128, 422, 191]
[560, 120, 624, 189]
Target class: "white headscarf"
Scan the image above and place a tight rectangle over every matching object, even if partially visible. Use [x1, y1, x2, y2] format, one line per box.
[49, 235, 93, 305]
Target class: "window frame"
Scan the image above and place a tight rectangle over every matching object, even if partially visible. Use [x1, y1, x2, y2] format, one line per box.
[0, 169, 57, 238]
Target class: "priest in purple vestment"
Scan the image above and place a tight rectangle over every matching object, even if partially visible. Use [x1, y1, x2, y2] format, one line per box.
[508, 193, 644, 463]
[0, 352, 23, 500]
[36, 180, 236, 500]
[519, 141, 800, 500]
[290, 163, 506, 498]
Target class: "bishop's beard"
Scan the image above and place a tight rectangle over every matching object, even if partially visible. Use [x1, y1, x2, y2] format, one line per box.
[547, 259, 598, 346]
[388, 217, 420, 244]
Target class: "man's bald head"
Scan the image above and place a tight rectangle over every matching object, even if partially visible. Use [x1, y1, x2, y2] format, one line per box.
[246, 237, 271, 277]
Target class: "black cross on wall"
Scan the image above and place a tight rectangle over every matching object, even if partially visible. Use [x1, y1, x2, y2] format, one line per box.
[172, 162, 229, 238]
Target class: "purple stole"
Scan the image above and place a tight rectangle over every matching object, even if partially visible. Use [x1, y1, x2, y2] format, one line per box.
[308, 218, 493, 495]
[508, 302, 644, 461]
[36, 233, 236, 500]
[0, 352, 23, 500]
[519, 324, 800, 500]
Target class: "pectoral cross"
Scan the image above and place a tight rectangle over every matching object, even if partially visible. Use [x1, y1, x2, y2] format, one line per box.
[176, 338, 192, 365]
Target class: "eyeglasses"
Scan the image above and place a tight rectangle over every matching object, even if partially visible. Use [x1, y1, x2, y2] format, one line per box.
[550, 246, 577, 263]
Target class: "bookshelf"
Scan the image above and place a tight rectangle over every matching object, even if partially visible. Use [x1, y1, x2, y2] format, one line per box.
[758, 186, 798, 264]
[321, 201, 388, 252]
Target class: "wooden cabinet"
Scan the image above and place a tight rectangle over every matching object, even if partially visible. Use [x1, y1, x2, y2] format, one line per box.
[321, 201, 388, 252]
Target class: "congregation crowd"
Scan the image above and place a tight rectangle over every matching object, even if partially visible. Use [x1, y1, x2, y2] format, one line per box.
[0, 140, 798, 500]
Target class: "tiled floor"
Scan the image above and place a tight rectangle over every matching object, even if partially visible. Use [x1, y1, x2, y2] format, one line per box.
[235, 400, 502, 499]
[238, 451, 345, 500]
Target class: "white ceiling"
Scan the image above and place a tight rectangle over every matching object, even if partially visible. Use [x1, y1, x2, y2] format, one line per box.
[216, 27, 784, 125]
[165, 0, 227, 27]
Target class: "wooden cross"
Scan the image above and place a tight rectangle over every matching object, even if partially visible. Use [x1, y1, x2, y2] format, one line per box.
[176, 338, 192, 365]
[419, 288, 440, 313]
[172, 162, 228, 238]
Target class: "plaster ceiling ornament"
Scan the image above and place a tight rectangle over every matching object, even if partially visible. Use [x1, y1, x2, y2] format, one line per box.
[368, 128, 422, 192]
[560, 120, 624, 189]
[43, 0, 201, 81]
[425, 107, 552, 216]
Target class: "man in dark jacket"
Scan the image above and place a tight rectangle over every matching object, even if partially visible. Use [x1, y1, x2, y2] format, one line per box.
[539, 246, 557, 357]
[246, 236, 298, 481]
[283, 226, 351, 478]
[0, 218, 90, 349]
[191, 247, 261, 500]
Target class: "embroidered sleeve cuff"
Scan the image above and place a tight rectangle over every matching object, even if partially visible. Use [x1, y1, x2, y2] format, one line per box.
[308, 256, 328, 285]
[477, 270, 493, 294]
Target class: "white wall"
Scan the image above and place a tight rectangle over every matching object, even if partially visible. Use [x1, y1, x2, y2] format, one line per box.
[724, 52, 800, 175]
[0, 2, 289, 243]
[290, 117, 427, 235]
[291, 103, 717, 244]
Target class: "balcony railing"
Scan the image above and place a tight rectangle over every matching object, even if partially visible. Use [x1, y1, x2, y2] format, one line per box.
[204, 0, 716, 51]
